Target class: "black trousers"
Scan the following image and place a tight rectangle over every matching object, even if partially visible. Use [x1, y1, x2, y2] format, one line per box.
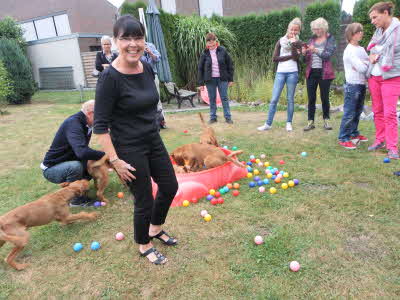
[117, 133, 178, 245]
[306, 68, 332, 121]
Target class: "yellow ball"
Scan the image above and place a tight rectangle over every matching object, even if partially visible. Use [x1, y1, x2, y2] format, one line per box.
[267, 173, 273, 179]
[269, 187, 277, 194]
[182, 200, 190, 207]
[254, 169, 260, 175]
[283, 172, 289, 178]
[247, 172, 253, 178]
[204, 214, 212, 222]
[288, 180, 295, 187]
[255, 159, 261, 164]
[209, 189, 216, 195]
[264, 162, 270, 167]
[281, 183, 288, 190]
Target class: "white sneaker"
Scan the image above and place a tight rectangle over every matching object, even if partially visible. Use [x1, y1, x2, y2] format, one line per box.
[257, 124, 272, 131]
[286, 122, 293, 132]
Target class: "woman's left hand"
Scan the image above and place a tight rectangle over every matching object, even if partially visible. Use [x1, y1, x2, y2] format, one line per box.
[228, 82, 234, 87]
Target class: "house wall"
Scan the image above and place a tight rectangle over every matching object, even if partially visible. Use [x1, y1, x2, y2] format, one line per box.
[78, 37, 102, 52]
[27, 35, 85, 88]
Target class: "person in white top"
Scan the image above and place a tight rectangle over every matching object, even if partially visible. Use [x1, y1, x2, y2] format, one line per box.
[338, 23, 369, 149]
[257, 18, 302, 132]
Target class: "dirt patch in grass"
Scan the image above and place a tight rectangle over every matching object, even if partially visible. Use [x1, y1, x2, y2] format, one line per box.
[345, 234, 386, 260]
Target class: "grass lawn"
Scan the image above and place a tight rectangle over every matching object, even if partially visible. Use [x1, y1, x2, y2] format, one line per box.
[0, 91, 399, 299]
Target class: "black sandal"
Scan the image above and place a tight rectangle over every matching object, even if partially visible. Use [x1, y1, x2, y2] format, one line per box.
[150, 230, 178, 246]
[140, 247, 167, 265]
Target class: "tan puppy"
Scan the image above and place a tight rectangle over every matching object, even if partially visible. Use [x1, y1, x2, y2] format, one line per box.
[199, 112, 219, 147]
[0, 180, 97, 270]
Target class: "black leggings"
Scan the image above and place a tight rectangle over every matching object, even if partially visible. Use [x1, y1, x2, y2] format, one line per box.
[306, 68, 332, 121]
[117, 134, 178, 244]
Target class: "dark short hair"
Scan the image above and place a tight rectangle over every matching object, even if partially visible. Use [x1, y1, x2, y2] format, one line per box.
[113, 15, 145, 38]
[206, 32, 217, 41]
[369, 1, 395, 15]
[345, 23, 363, 42]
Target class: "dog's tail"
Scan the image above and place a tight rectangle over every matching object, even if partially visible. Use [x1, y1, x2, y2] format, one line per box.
[226, 150, 245, 168]
[198, 112, 207, 128]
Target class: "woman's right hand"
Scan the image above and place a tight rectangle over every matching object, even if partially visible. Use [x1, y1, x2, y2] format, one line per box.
[112, 159, 136, 182]
[369, 54, 379, 64]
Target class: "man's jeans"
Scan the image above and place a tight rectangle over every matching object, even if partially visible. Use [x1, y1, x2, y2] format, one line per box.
[43, 161, 84, 184]
[266, 72, 298, 126]
[206, 77, 232, 121]
[338, 83, 366, 142]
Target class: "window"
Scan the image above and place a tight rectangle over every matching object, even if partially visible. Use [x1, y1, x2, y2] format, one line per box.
[20, 13, 71, 42]
[199, 0, 223, 17]
[161, 0, 176, 14]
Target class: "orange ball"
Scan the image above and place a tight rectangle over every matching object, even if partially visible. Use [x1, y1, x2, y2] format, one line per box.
[117, 192, 124, 199]
[226, 183, 233, 189]
[233, 182, 240, 189]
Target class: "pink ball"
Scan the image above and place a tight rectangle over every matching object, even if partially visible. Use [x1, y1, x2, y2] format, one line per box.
[101, 202, 106, 206]
[260, 154, 266, 159]
[258, 162, 264, 167]
[200, 210, 208, 217]
[115, 232, 125, 241]
[258, 186, 265, 193]
[289, 261, 300, 272]
[254, 235, 264, 245]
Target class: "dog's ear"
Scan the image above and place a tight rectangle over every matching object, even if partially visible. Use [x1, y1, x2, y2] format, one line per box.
[60, 182, 70, 188]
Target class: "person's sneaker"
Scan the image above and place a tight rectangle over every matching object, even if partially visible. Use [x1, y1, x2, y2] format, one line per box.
[303, 121, 315, 131]
[257, 124, 272, 131]
[286, 122, 293, 132]
[338, 141, 357, 150]
[226, 119, 233, 124]
[367, 142, 385, 151]
[388, 150, 400, 160]
[208, 119, 217, 124]
[69, 196, 96, 207]
[323, 119, 332, 130]
[351, 135, 368, 143]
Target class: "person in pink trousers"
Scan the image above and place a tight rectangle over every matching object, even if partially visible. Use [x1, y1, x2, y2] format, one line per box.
[367, 1, 400, 159]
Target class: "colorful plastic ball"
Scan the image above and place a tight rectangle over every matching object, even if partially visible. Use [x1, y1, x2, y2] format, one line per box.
[301, 152, 307, 157]
[289, 261, 300, 272]
[272, 175, 277, 180]
[200, 210, 208, 217]
[73, 243, 83, 252]
[268, 166, 273, 170]
[247, 173, 253, 178]
[279, 160, 285, 165]
[254, 176, 261, 181]
[101, 202, 106, 206]
[293, 179, 299, 185]
[191, 197, 199, 204]
[257, 181, 264, 186]
[204, 214, 212, 222]
[249, 181, 256, 188]
[209, 189, 216, 195]
[210, 198, 218, 205]
[247, 166, 253, 172]
[272, 168, 278, 173]
[223, 186, 230, 193]
[254, 235, 264, 245]
[91, 241, 101, 251]
[115, 232, 125, 241]
[233, 182, 240, 189]
[219, 188, 225, 195]
[281, 183, 288, 189]
[255, 158, 261, 164]
[250, 155, 255, 160]
[274, 170, 280, 175]
[280, 171, 284, 175]
[214, 191, 221, 198]
[267, 173, 273, 179]
[260, 154, 266, 159]
[263, 179, 270, 185]
[232, 146, 238, 151]
[283, 172, 289, 178]
[250, 158, 256, 163]
[265, 169, 271, 175]
[232, 190, 240, 196]
[264, 162, 270, 167]
[288, 180, 295, 187]
[217, 197, 224, 204]
[182, 200, 190, 207]
[383, 157, 391, 163]
[246, 161, 253, 166]
[274, 178, 281, 183]
[183, 130, 188, 133]
[117, 192, 124, 199]
[258, 186, 265, 193]
[258, 162, 264, 167]
[277, 174, 283, 179]
[206, 195, 214, 201]
[94, 201, 101, 207]
[270, 187, 277, 194]
[226, 183, 233, 189]
[254, 169, 260, 175]
[223, 145, 229, 149]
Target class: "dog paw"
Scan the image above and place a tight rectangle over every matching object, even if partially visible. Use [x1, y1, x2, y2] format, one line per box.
[12, 263, 29, 271]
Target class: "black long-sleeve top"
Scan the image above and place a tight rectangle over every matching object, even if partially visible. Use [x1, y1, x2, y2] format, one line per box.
[95, 51, 118, 72]
[42, 111, 105, 168]
[93, 62, 159, 150]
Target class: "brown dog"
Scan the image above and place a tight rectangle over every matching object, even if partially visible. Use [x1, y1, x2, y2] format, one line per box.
[171, 143, 245, 172]
[199, 112, 219, 147]
[0, 180, 97, 271]
[87, 154, 112, 204]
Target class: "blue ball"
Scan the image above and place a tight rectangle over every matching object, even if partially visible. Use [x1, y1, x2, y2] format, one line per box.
[246, 162, 253, 166]
[73, 243, 83, 252]
[272, 175, 277, 180]
[232, 146, 238, 151]
[206, 195, 214, 201]
[279, 171, 284, 175]
[94, 201, 101, 207]
[301, 152, 307, 157]
[223, 186, 230, 193]
[223, 145, 229, 149]
[263, 179, 270, 185]
[91, 241, 101, 251]
[254, 176, 261, 182]
[257, 181, 264, 186]
[247, 166, 253, 172]
[249, 181, 256, 188]
[383, 157, 391, 163]
[250, 155, 255, 160]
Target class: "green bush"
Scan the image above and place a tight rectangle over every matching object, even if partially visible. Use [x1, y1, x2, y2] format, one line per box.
[119, 1, 147, 20]
[0, 16, 26, 51]
[0, 60, 13, 113]
[353, 0, 400, 48]
[0, 38, 35, 104]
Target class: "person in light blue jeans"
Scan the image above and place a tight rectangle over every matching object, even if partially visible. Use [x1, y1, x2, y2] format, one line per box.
[258, 18, 302, 132]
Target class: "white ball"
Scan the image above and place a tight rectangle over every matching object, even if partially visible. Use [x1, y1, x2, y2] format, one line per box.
[289, 261, 300, 272]
[260, 154, 266, 159]
[254, 235, 264, 245]
[258, 162, 264, 167]
[258, 186, 265, 193]
[200, 210, 208, 217]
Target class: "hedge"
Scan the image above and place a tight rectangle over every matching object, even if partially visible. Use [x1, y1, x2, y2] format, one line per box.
[353, 0, 400, 48]
[119, 1, 147, 20]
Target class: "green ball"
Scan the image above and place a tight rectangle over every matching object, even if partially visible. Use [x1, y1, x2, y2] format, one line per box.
[232, 146, 238, 151]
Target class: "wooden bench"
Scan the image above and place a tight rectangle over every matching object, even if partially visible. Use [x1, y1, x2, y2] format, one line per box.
[163, 82, 198, 109]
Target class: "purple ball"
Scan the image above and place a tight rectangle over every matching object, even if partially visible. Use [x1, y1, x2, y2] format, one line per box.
[94, 201, 101, 207]
[206, 195, 214, 201]
[293, 179, 299, 185]
[254, 176, 261, 182]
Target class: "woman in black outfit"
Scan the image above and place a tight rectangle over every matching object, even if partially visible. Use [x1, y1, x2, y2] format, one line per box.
[95, 35, 118, 73]
[94, 15, 178, 265]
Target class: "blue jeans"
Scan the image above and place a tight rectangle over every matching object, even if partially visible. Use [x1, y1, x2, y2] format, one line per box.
[206, 78, 232, 121]
[338, 83, 366, 142]
[266, 72, 298, 126]
[43, 161, 84, 184]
